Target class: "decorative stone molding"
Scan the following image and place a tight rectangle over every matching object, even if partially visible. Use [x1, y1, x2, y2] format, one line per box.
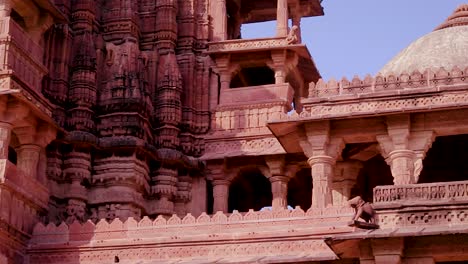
[30, 207, 354, 263]
[374, 180, 468, 205]
[208, 37, 290, 53]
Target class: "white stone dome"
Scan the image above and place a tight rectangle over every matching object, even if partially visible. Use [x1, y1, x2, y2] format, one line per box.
[379, 5, 468, 76]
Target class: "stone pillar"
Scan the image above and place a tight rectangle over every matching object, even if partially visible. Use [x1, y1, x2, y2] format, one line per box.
[212, 179, 230, 213]
[292, 15, 302, 43]
[299, 121, 344, 209]
[270, 176, 289, 210]
[377, 115, 435, 185]
[308, 155, 335, 208]
[220, 72, 231, 90]
[270, 51, 287, 84]
[372, 238, 404, 264]
[0, 122, 12, 159]
[276, 0, 289, 37]
[214, 0, 227, 41]
[16, 144, 41, 178]
[387, 149, 416, 185]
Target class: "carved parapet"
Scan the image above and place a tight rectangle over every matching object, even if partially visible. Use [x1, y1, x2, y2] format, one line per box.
[374, 180, 468, 206]
[307, 66, 468, 99]
[30, 206, 354, 263]
[375, 181, 468, 229]
[208, 37, 289, 53]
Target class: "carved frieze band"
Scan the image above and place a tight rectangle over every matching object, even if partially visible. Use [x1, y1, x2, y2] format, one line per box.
[209, 38, 289, 52]
[29, 239, 334, 264]
[203, 137, 286, 159]
[279, 90, 468, 121]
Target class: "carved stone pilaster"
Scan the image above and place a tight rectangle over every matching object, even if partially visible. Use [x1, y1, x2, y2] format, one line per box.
[174, 175, 192, 216]
[213, 0, 227, 41]
[152, 167, 178, 215]
[0, 122, 12, 159]
[16, 144, 41, 179]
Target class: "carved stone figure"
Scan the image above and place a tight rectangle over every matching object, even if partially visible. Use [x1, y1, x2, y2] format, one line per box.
[347, 196, 377, 226]
[286, 25, 299, 44]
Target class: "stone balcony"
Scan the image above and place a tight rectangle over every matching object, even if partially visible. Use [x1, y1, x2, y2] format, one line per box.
[219, 83, 294, 106]
[0, 17, 47, 92]
[373, 180, 468, 229]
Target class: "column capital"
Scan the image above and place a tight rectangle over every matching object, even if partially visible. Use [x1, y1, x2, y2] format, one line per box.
[212, 179, 231, 186]
[387, 149, 415, 161]
[264, 155, 286, 176]
[307, 155, 335, 166]
[269, 175, 289, 183]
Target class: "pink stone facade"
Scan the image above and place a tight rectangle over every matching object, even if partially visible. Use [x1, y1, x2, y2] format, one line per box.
[0, 0, 467, 263]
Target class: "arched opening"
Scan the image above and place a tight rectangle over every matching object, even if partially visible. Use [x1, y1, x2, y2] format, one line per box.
[287, 168, 312, 210]
[230, 66, 275, 88]
[418, 134, 468, 183]
[352, 155, 393, 202]
[228, 168, 271, 212]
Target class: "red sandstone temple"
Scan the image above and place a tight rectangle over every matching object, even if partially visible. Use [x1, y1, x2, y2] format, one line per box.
[0, 0, 467, 263]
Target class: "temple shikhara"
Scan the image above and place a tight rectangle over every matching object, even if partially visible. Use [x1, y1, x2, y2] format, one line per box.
[0, 0, 467, 263]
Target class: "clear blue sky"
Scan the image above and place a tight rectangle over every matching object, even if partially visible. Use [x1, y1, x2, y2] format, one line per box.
[242, 1, 466, 80]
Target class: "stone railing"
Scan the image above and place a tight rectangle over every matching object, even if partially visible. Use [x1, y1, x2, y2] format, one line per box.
[29, 207, 353, 264]
[308, 66, 467, 98]
[374, 181, 468, 229]
[374, 180, 468, 206]
[209, 37, 289, 53]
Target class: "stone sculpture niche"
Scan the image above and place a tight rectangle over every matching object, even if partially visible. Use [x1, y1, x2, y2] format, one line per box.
[347, 196, 379, 229]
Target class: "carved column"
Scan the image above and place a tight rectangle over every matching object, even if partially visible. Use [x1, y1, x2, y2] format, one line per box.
[377, 115, 435, 185]
[276, 0, 289, 37]
[291, 2, 302, 43]
[265, 156, 295, 210]
[386, 150, 416, 185]
[308, 155, 335, 208]
[269, 51, 287, 84]
[270, 176, 289, 210]
[213, 0, 227, 41]
[0, 122, 12, 159]
[299, 121, 344, 209]
[212, 179, 230, 213]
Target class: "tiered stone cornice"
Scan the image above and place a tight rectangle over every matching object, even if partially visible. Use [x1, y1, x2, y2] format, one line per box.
[435, 4, 468, 31]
